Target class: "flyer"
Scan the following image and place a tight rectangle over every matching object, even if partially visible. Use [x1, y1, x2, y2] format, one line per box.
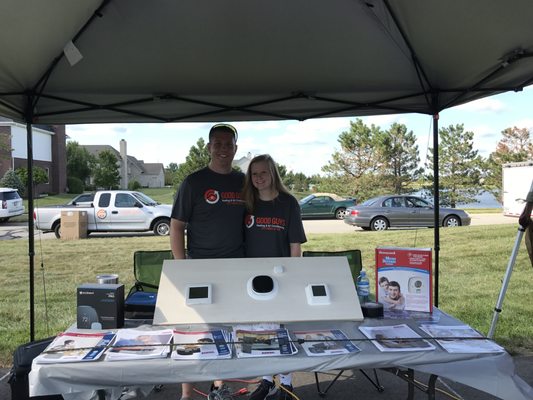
[105, 328, 173, 361]
[35, 332, 115, 363]
[293, 329, 360, 356]
[359, 324, 435, 352]
[233, 327, 297, 358]
[172, 329, 232, 360]
[419, 324, 505, 353]
[375, 247, 432, 313]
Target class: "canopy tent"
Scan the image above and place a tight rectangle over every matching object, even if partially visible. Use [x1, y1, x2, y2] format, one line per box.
[1, 0, 533, 340]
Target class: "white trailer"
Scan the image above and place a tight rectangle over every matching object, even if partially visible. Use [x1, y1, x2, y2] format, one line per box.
[502, 161, 533, 217]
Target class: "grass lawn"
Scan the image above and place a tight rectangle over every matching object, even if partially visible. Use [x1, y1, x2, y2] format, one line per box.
[1, 224, 531, 367]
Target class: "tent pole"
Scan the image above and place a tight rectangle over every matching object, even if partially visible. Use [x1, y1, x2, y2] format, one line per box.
[25, 93, 35, 342]
[432, 113, 440, 308]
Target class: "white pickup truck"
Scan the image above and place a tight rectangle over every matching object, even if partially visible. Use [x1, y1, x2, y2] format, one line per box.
[34, 190, 172, 238]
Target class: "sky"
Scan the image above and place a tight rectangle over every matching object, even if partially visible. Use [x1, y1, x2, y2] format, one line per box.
[66, 86, 533, 177]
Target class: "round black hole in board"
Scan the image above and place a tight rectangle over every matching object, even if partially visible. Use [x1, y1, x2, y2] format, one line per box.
[252, 275, 274, 293]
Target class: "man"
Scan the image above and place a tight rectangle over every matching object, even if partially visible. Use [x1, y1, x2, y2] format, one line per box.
[385, 281, 405, 310]
[170, 123, 245, 400]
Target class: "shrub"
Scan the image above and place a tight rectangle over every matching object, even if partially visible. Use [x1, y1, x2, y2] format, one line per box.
[67, 177, 84, 194]
[0, 169, 25, 197]
[128, 180, 141, 190]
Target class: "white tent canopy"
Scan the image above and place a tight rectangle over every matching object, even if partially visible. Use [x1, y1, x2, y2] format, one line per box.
[1, 0, 533, 124]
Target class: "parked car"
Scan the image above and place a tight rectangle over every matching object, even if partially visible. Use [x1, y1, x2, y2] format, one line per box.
[0, 187, 25, 222]
[299, 193, 356, 220]
[344, 195, 471, 231]
[34, 190, 172, 238]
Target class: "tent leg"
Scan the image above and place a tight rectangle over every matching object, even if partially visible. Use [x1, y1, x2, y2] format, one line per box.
[25, 94, 35, 342]
[432, 112, 440, 308]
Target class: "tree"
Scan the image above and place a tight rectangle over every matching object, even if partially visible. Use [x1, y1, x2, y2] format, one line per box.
[93, 150, 120, 189]
[66, 141, 94, 183]
[15, 166, 49, 188]
[377, 123, 423, 194]
[0, 169, 25, 196]
[425, 124, 484, 207]
[483, 127, 533, 202]
[173, 138, 210, 187]
[164, 162, 179, 186]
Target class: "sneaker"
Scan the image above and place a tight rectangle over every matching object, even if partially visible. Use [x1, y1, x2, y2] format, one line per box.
[270, 384, 293, 400]
[249, 379, 277, 400]
[208, 384, 234, 400]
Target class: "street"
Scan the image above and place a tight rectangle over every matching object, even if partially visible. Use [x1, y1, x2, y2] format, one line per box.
[0, 214, 517, 240]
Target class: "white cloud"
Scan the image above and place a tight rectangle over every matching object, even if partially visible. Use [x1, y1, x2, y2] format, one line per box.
[454, 97, 506, 113]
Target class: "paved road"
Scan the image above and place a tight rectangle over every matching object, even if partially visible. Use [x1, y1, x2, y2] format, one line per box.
[0, 214, 518, 240]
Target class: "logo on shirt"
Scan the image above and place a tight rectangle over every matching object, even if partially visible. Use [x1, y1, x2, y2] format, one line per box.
[204, 189, 220, 204]
[245, 214, 255, 228]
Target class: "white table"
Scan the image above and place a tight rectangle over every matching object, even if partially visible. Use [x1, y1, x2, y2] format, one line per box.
[29, 310, 533, 400]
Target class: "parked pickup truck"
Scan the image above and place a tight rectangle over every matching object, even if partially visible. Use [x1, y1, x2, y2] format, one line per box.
[34, 190, 172, 238]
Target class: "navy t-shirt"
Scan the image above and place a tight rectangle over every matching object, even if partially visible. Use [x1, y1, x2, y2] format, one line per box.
[244, 192, 307, 257]
[171, 167, 245, 259]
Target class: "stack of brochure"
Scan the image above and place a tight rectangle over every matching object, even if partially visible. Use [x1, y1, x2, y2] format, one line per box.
[293, 329, 360, 356]
[172, 329, 232, 360]
[419, 324, 505, 353]
[35, 332, 116, 363]
[232, 324, 297, 358]
[359, 324, 435, 352]
[105, 328, 173, 361]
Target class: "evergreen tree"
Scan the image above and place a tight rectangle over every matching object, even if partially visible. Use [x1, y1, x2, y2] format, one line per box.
[0, 169, 25, 197]
[425, 124, 484, 207]
[93, 150, 120, 189]
[173, 138, 210, 187]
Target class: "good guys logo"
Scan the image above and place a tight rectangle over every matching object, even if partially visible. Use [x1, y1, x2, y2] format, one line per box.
[204, 189, 220, 204]
[245, 214, 255, 228]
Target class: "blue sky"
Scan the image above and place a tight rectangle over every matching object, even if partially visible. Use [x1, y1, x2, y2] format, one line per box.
[66, 86, 533, 177]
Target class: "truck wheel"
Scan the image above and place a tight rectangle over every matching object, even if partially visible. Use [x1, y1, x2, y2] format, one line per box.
[53, 222, 61, 239]
[153, 219, 170, 236]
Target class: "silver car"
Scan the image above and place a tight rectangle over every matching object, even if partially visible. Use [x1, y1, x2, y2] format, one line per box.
[344, 195, 471, 231]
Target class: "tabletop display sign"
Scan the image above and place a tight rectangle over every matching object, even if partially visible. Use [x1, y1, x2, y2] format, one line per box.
[375, 247, 432, 313]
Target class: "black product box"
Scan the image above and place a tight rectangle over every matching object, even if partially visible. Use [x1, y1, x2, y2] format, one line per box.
[77, 283, 124, 329]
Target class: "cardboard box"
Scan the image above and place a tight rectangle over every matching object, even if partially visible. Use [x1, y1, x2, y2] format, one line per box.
[61, 210, 88, 240]
[77, 283, 124, 329]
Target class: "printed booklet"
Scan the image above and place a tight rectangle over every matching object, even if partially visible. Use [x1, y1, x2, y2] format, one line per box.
[232, 325, 297, 358]
[419, 325, 506, 353]
[293, 329, 360, 356]
[359, 324, 435, 352]
[375, 247, 432, 313]
[172, 329, 232, 360]
[35, 331, 116, 363]
[105, 328, 173, 361]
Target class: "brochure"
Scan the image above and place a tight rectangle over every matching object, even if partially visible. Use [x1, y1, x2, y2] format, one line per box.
[172, 329, 232, 360]
[232, 326, 297, 358]
[293, 329, 360, 356]
[359, 324, 435, 352]
[105, 328, 173, 361]
[419, 324, 506, 353]
[35, 331, 115, 364]
[375, 247, 432, 312]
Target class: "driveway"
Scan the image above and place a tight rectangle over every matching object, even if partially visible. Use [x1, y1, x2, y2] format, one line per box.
[0, 214, 517, 240]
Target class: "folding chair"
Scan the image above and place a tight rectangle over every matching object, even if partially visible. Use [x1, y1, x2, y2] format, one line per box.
[124, 250, 173, 319]
[302, 250, 384, 396]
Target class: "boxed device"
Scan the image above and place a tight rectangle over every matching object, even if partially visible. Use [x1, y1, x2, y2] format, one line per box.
[77, 283, 124, 329]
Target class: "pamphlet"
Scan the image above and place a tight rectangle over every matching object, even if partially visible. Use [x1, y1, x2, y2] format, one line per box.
[35, 331, 116, 363]
[419, 324, 505, 353]
[105, 328, 173, 361]
[375, 247, 432, 313]
[232, 326, 297, 358]
[172, 329, 232, 360]
[359, 324, 435, 352]
[293, 329, 360, 356]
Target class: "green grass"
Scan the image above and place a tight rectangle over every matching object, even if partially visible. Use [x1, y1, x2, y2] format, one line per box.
[1, 224, 531, 367]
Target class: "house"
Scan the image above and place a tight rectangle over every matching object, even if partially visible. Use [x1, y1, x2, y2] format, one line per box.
[0, 117, 67, 195]
[81, 140, 164, 188]
[233, 152, 253, 173]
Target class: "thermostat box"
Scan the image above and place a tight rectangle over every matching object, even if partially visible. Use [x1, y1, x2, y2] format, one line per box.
[77, 283, 124, 329]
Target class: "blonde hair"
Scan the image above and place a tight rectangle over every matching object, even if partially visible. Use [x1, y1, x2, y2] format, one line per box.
[243, 154, 290, 213]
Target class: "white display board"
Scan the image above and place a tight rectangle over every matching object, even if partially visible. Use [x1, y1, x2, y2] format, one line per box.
[153, 257, 363, 325]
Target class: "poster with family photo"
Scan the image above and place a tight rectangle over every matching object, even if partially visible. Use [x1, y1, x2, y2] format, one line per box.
[375, 247, 432, 313]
